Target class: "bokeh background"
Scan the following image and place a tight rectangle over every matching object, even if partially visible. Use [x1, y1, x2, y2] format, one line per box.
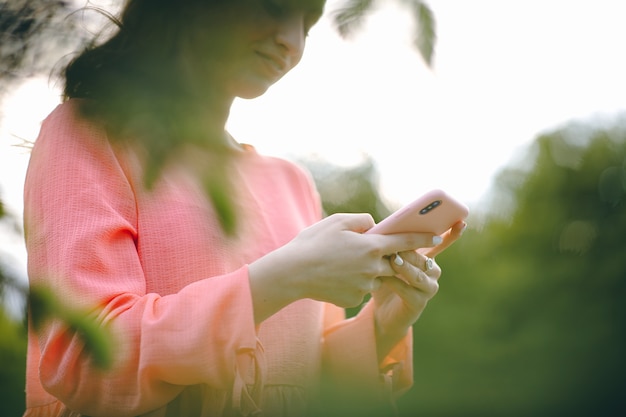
[2, 1, 625, 416]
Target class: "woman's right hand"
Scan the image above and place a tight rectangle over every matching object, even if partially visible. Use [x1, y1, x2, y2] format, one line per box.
[248, 213, 438, 323]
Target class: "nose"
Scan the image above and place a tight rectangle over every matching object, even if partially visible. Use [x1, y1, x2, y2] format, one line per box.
[274, 15, 305, 57]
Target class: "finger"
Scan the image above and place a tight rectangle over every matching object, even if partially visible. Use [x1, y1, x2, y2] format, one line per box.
[375, 232, 443, 256]
[390, 253, 440, 291]
[381, 273, 438, 302]
[422, 221, 467, 258]
[411, 270, 439, 296]
[396, 250, 441, 278]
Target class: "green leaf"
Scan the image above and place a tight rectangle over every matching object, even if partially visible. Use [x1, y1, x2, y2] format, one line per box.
[29, 285, 114, 369]
[204, 175, 238, 236]
[65, 311, 114, 369]
[408, 0, 436, 66]
[331, 0, 437, 67]
[331, 0, 376, 38]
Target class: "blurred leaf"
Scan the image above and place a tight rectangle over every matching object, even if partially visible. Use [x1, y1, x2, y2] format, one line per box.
[64, 308, 114, 370]
[204, 174, 238, 236]
[0, 0, 85, 95]
[331, 0, 436, 67]
[407, 0, 436, 66]
[29, 285, 113, 369]
[332, 0, 375, 37]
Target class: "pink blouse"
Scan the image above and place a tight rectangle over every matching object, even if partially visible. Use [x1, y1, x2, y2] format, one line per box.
[22, 100, 413, 417]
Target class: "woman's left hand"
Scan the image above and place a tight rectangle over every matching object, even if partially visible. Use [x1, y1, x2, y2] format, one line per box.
[372, 221, 466, 360]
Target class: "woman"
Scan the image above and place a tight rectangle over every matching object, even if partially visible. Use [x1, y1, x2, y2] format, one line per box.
[23, 0, 465, 416]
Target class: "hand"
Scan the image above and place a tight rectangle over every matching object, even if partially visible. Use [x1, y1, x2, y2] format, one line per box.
[248, 213, 440, 322]
[372, 221, 467, 359]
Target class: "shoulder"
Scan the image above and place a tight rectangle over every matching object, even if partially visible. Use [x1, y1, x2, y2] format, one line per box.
[243, 151, 322, 220]
[31, 99, 112, 162]
[27, 99, 127, 193]
[39, 99, 105, 141]
[251, 151, 316, 191]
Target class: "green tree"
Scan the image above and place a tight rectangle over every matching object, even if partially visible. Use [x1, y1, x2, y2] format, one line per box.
[302, 155, 394, 221]
[0, 195, 27, 417]
[399, 118, 626, 417]
[0, 307, 26, 417]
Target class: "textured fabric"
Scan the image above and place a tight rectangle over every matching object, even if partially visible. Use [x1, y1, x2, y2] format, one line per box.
[22, 100, 413, 417]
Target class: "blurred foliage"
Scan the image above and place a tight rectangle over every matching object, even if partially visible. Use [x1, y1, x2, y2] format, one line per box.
[3, 1, 625, 416]
[332, 0, 436, 66]
[398, 118, 626, 417]
[0, 2, 432, 412]
[0, 0, 436, 240]
[0, 306, 26, 417]
[0, 0, 85, 97]
[29, 286, 114, 369]
[302, 155, 394, 222]
[1, 195, 112, 416]
[3, 117, 626, 415]
[0, 0, 435, 238]
[0, 195, 27, 417]
[0, 0, 436, 103]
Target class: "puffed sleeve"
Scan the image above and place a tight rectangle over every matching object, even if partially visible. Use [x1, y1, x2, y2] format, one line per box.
[320, 301, 414, 414]
[23, 102, 263, 416]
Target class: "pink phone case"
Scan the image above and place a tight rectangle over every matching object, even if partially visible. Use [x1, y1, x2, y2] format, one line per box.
[367, 189, 469, 235]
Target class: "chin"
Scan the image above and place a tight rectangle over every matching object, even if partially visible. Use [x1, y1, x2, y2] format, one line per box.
[236, 84, 273, 99]
[234, 74, 284, 99]
[237, 89, 269, 99]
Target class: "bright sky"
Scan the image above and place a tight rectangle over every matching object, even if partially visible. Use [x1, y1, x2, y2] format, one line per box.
[2, 0, 626, 283]
[228, 0, 626, 209]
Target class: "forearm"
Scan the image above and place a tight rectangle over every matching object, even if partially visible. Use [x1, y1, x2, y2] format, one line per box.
[36, 270, 260, 416]
[321, 301, 414, 406]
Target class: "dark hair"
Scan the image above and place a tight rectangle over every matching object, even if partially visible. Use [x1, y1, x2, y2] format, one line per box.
[65, 0, 191, 108]
[64, 0, 240, 233]
[64, 0, 224, 183]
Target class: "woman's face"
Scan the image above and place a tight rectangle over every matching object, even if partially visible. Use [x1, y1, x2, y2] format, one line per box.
[183, 0, 325, 100]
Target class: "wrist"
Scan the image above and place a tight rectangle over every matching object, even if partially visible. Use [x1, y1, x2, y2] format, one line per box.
[373, 308, 410, 362]
[248, 246, 303, 324]
[375, 315, 409, 345]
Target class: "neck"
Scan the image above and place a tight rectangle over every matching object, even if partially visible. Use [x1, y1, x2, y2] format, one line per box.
[183, 92, 242, 152]
[190, 84, 245, 148]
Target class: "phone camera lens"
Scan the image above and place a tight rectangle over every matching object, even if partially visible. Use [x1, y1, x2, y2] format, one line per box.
[420, 200, 442, 215]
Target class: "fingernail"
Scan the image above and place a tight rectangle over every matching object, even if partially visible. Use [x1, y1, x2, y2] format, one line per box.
[432, 236, 443, 245]
[459, 223, 468, 236]
[394, 254, 404, 266]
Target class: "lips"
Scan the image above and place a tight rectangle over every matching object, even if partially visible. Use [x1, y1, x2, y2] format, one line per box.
[255, 50, 287, 77]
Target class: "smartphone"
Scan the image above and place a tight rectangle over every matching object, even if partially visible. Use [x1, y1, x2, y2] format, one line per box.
[367, 189, 469, 236]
